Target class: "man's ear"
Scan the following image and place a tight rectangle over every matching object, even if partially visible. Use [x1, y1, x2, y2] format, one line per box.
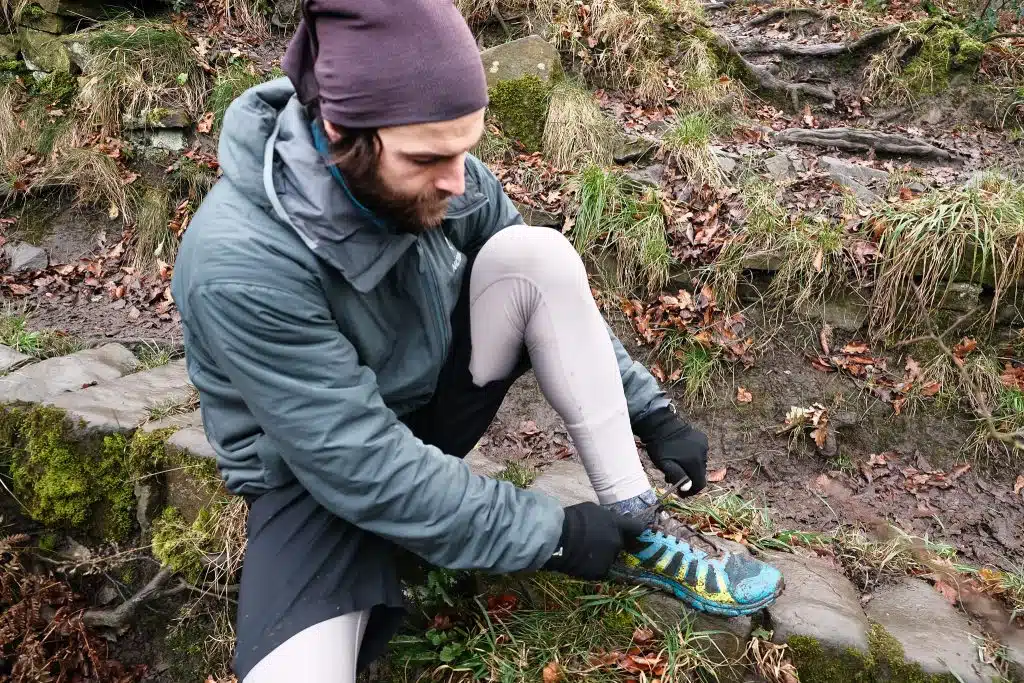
[323, 119, 342, 143]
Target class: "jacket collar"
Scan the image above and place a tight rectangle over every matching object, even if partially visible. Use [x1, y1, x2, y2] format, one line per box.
[263, 96, 487, 293]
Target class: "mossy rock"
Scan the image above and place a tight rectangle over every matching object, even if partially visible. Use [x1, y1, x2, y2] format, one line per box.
[902, 22, 985, 96]
[19, 26, 71, 73]
[1, 404, 136, 539]
[487, 75, 553, 153]
[786, 625, 967, 683]
[1, 34, 20, 61]
[480, 35, 562, 152]
[18, 6, 70, 34]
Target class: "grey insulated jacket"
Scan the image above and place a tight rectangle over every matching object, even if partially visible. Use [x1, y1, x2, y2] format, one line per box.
[171, 78, 670, 573]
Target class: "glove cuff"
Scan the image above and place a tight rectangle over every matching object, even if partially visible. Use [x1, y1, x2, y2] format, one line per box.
[632, 405, 685, 443]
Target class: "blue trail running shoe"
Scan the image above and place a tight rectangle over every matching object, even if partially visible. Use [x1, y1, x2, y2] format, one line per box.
[610, 514, 785, 618]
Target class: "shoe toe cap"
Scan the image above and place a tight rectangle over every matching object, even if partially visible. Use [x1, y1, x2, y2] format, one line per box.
[731, 563, 784, 604]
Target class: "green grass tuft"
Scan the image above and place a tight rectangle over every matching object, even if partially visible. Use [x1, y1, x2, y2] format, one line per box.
[0, 308, 82, 361]
[210, 59, 264, 130]
[662, 111, 730, 187]
[495, 461, 538, 488]
[570, 165, 670, 295]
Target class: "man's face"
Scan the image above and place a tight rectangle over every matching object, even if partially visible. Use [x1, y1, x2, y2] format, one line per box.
[324, 108, 485, 232]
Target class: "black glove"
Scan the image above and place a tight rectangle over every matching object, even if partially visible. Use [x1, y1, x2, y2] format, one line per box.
[542, 502, 646, 580]
[633, 407, 708, 496]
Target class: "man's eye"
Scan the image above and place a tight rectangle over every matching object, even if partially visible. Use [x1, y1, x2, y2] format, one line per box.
[411, 158, 436, 166]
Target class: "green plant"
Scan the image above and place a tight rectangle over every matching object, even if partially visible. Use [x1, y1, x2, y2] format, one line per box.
[169, 156, 218, 202]
[0, 309, 83, 360]
[147, 385, 201, 421]
[662, 111, 728, 187]
[134, 342, 174, 370]
[495, 461, 538, 488]
[570, 165, 671, 295]
[210, 59, 264, 130]
[653, 329, 723, 404]
[132, 186, 173, 271]
[76, 21, 206, 133]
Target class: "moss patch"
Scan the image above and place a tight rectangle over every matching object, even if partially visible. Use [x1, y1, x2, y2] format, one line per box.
[787, 626, 960, 683]
[151, 506, 206, 582]
[788, 635, 873, 683]
[902, 23, 985, 95]
[2, 405, 136, 539]
[487, 74, 553, 153]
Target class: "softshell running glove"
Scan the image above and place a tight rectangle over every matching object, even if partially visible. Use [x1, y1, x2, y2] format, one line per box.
[633, 407, 709, 496]
[543, 502, 646, 580]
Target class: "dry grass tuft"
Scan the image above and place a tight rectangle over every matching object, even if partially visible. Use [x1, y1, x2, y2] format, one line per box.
[553, 0, 702, 103]
[869, 170, 1024, 339]
[542, 80, 617, 169]
[472, 122, 515, 164]
[132, 186, 174, 272]
[675, 35, 733, 112]
[224, 0, 270, 38]
[76, 21, 206, 134]
[0, 83, 23, 170]
[33, 147, 131, 220]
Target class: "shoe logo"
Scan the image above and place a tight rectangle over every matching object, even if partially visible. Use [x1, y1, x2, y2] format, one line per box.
[551, 546, 564, 557]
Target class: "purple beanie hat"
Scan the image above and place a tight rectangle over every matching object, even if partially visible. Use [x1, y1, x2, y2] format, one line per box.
[282, 0, 489, 129]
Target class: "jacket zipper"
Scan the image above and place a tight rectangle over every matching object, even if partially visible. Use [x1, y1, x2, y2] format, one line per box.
[420, 235, 451, 366]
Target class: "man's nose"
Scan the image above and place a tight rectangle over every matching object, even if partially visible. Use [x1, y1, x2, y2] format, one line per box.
[435, 157, 466, 196]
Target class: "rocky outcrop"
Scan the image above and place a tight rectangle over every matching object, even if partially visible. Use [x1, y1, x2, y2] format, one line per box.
[479, 35, 562, 152]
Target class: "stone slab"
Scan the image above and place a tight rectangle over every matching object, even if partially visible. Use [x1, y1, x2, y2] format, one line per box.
[46, 358, 192, 433]
[819, 156, 890, 184]
[765, 153, 797, 181]
[0, 343, 138, 403]
[530, 459, 597, 505]
[465, 449, 505, 478]
[167, 426, 216, 461]
[0, 345, 32, 374]
[479, 35, 561, 88]
[765, 551, 870, 653]
[1003, 627, 1024, 682]
[19, 27, 70, 73]
[865, 578, 1000, 683]
[5, 241, 48, 273]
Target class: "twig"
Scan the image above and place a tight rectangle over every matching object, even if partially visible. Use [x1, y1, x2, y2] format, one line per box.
[488, 0, 511, 38]
[987, 32, 1024, 41]
[734, 25, 901, 57]
[81, 567, 187, 629]
[744, 6, 826, 28]
[890, 307, 980, 348]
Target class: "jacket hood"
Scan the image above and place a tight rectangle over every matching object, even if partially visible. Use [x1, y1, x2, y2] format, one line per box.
[217, 78, 488, 292]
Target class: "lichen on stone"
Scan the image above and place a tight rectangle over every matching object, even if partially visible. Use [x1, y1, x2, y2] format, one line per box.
[487, 74, 554, 153]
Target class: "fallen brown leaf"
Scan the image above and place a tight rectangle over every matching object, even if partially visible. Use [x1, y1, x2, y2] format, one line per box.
[933, 579, 959, 605]
[542, 660, 562, 683]
[1014, 474, 1024, 496]
[632, 627, 655, 645]
[899, 186, 914, 201]
[707, 467, 728, 483]
[196, 111, 215, 134]
[920, 381, 941, 397]
[953, 337, 977, 360]
[812, 247, 824, 273]
[736, 386, 753, 403]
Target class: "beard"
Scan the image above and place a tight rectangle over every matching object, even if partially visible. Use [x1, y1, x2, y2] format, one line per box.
[339, 160, 451, 234]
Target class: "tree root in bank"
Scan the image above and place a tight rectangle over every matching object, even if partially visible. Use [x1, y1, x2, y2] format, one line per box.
[743, 6, 827, 28]
[705, 31, 835, 108]
[775, 127, 955, 159]
[734, 25, 901, 57]
[81, 567, 189, 630]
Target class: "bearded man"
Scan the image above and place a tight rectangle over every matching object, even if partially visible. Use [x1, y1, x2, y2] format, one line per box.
[171, 1, 783, 679]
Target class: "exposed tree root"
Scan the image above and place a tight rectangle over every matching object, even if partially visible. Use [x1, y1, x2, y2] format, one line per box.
[743, 6, 826, 28]
[775, 127, 955, 159]
[988, 32, 1024, 41]
[704, 30, 835, 108]
[703, 0, 734, 9]
[734, 25, 901, 57]
[81, 568, 188, 630]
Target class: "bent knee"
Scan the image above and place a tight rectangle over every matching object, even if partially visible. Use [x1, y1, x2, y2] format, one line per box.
[472, 224, 588, 294]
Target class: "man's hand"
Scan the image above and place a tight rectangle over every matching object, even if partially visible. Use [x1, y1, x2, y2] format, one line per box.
[542, 503, 646, 580]
[633, 407, 708, 496]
